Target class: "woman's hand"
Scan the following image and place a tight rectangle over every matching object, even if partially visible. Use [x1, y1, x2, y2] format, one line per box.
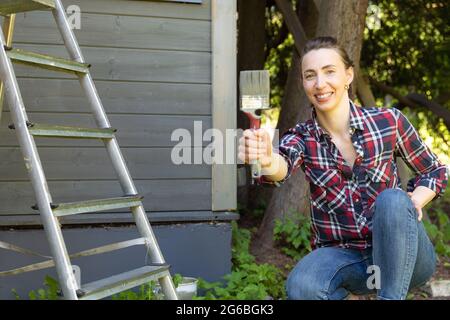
[407, 192, 423, 221]
[238, 129, 272, 167]
[407, 186, 437, 221]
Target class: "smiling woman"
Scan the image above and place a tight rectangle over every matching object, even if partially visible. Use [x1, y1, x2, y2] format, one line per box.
[238, 36, 448, 300]
[301, 41, 359, 170]
[302, 39, 354, 107]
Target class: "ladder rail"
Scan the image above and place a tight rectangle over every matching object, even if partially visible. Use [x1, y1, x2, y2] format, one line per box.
[0, 1, 178, 300]
[0, 25, 78, 300]
[52, 0, 178, 300]
[53, 0, 162, 262]
[0, 14, 16, 123]
[52, 1, 135, 195]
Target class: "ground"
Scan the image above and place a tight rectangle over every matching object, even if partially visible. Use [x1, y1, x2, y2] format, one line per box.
[238, 209, 450, 300]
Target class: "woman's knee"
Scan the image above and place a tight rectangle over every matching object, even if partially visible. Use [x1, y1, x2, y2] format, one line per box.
[375, 188, 411, 209]
[286, 247, 362, 300]
[286, 268, 328, 300]
[374, 188, 415, 222]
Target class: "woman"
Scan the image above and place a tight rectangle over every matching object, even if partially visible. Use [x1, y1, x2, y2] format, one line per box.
[238, 36, 448, 300]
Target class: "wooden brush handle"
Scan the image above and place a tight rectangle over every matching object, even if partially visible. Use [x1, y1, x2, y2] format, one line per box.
[244, 113, 262, 182]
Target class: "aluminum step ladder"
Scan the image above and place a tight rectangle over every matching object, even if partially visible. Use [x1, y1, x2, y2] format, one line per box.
[0, 0, 178, 300]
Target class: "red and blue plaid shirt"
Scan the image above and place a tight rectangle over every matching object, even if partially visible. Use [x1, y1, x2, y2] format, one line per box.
[264, 101, 448, 250]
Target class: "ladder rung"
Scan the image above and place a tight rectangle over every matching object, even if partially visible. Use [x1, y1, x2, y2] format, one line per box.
[27, 123, 117, 139]
[34, 196, 144, 217]
[6, 48, 90, 74]
[0, 0, 55, 15]
[78, 265, 170, 300]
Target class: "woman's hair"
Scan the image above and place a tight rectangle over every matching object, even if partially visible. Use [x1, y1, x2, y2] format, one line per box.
[301, 36, 355, 99]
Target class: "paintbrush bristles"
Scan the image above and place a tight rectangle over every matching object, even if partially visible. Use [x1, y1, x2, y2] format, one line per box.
[239, 70, 270, 111]
[239, 70, 270, 96]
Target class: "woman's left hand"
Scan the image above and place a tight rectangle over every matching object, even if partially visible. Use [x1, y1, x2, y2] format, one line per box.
[407, 192, 423, 221]
[407, 186, 437, 222]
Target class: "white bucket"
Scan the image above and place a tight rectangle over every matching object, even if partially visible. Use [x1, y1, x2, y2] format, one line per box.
[154, 276, 198, 300]
[175, 277, 198, 300]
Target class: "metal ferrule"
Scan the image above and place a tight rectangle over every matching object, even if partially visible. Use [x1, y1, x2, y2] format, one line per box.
[240, 95, 270, 111]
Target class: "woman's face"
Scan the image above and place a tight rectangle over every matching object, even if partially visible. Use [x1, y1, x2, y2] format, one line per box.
[301, 48, 353, 112]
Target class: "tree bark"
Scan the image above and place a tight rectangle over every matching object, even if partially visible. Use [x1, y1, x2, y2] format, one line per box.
[255, 0, 369, 252]
[356, 73, 376, 107]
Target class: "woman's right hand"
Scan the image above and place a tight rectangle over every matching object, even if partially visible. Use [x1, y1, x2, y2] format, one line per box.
[238, 129, 273, 167]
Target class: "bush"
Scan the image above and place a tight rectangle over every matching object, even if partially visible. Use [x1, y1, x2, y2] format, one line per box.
[424, 187, 450, 258]
[194, 221, 286, 300]
[273, 213, 312, 261]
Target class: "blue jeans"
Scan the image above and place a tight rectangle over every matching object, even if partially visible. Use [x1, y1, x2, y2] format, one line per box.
[286, 188, 437, 300]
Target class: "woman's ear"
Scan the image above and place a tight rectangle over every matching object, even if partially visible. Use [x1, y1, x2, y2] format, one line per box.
[346, 66, 354, 85]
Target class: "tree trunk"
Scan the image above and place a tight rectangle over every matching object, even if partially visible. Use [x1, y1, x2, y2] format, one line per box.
[255, 0, 369, 252]
[237, 0, 267, 208]
[356, 72, 376, 107]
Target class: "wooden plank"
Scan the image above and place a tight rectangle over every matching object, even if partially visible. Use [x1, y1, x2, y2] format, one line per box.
[211, 0, 236, 211]
[0, 179, 212, 214]
[15, 79, 211, 115]
[13, 11, 211, 52]
[0, 147, 211, 180]
[162, 0, 203, 4]
[6, 48, 90, 74]
[0, 211, 239, 226]
[0, 0, 54, 15]
[12, 44, 211, 84]
[0, 112, 212, 147]
[60, 0, 211, 20]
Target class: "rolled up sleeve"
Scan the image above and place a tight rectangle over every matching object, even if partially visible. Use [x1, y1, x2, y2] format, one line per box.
[393, 108, 449, 199]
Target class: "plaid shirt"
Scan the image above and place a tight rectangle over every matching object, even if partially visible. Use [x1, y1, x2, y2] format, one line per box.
[264, 101, 448, 250]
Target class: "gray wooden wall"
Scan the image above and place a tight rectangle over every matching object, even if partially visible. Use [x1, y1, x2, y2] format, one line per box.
[0, 222, 232, 299]
[0, 0, 222, 225]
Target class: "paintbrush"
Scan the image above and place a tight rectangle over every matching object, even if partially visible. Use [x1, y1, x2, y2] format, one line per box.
[239, 70, 271, 183]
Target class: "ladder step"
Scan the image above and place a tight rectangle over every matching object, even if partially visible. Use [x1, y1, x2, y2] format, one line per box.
[27, 123, 117, 139]
[6, 48, 90, 74]
[78, 265, 170, 300]
[0, 0, 55, 15]
[31, 195, 144, 217]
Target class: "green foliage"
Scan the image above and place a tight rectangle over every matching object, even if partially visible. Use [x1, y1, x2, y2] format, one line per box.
[362, 0, 449, 103]
[11, 289, 20, 300]
[194, 221, 286, 300]
[424, 187, 450, 258]
[362, 1, 450, 163]
[195, 263, 285, 300]
[112, 273, 184, 300]
[231, 221, 255, 266]
[18, 273, 185, 300]
[112, 281, 161, 300]
[264, 6, 294, 112]
[28, 276, 60, 300]
[250, 198, 268, 218]
[273, 214, 312, 261]
[401, 107, 450, 164]
[262, 4, 294, 128]
[172, 273, 184, 288]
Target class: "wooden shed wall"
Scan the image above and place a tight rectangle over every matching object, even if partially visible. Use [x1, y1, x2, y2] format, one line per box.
[0, 0, 222, 225]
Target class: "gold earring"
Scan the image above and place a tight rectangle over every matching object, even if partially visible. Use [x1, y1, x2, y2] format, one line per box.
[344, 84, 349, 90]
